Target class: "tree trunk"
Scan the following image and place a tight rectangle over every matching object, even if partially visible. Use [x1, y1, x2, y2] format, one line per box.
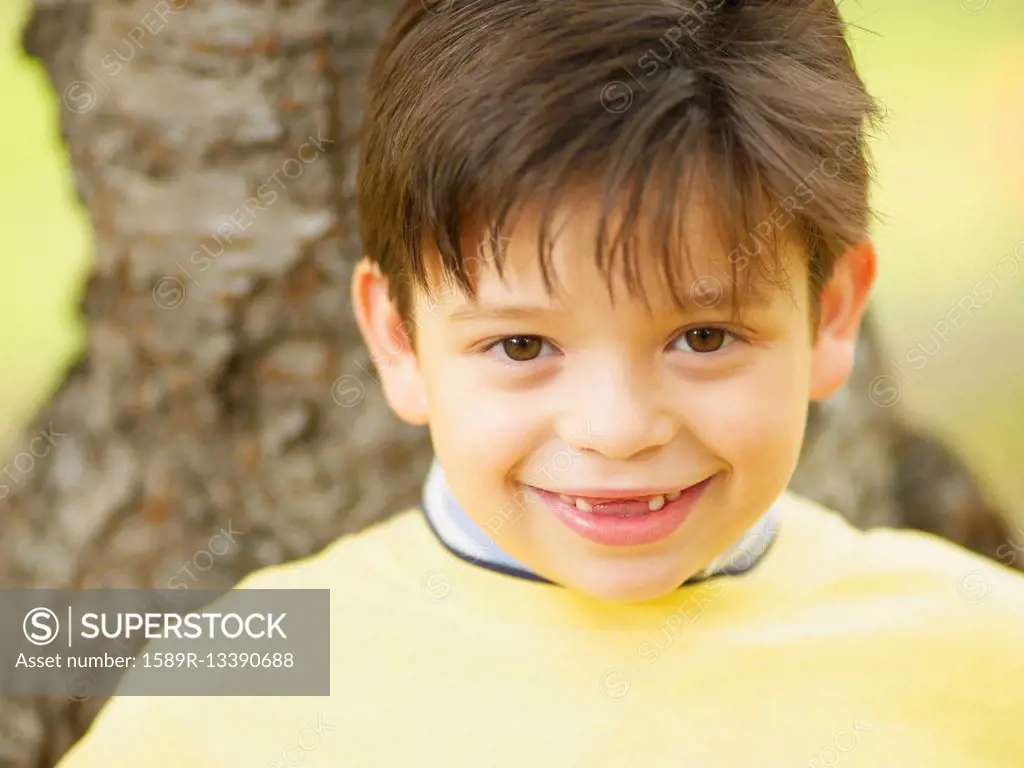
[2, 1, 1017, 764]
[5, 0, 424, 763]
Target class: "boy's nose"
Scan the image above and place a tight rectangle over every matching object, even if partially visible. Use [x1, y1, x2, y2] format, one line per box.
[564, 369, 677, 461]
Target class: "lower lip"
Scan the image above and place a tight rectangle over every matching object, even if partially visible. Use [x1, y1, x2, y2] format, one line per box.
[533, 477, 713, 547]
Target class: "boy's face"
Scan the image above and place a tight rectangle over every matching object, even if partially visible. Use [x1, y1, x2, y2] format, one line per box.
[353, 193, 875, 602]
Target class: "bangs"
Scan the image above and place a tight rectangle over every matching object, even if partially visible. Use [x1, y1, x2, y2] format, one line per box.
[361, 0, 879, 323]
[403, 106, 801, 320]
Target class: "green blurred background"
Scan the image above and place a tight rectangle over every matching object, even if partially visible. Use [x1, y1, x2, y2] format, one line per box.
[1, 0, 1022, 520]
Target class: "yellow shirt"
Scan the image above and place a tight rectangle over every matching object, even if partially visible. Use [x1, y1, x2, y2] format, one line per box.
[58, 491, 1024, 767]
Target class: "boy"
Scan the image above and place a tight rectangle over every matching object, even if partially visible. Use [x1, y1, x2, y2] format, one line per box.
[59, 0, 1024, 765]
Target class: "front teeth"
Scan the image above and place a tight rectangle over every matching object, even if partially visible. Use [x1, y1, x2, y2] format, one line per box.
[559, 492, 677, 511]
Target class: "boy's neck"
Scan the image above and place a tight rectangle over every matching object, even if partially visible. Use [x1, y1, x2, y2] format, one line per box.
[421, 459, 780, 585]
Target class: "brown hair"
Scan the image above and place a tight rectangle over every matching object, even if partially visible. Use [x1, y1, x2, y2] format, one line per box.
[357, 0, 882, 323]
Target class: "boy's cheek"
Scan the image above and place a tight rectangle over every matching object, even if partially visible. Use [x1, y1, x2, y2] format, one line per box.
[689, 375, 807, 463]
[428, 387, 541, 469]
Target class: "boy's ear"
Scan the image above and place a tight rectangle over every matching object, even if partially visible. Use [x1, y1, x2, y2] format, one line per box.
[809, 240, 878, 401]
[350, 258, 429, 426]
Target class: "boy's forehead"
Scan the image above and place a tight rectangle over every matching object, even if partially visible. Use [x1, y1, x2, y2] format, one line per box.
[421, 192, 800, 314]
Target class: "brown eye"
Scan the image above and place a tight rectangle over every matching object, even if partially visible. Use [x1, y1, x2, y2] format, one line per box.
[680, 328, 730, 354]
[500, 336, 544, 362]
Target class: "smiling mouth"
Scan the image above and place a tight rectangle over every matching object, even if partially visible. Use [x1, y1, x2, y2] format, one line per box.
[525, 477, 715, 546]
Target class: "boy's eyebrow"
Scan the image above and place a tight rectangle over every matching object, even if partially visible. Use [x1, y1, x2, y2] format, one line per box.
[443, 281, 771, 324]
[445, 304, 559, 324]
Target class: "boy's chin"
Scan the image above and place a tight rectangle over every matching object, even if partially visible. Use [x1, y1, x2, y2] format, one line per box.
[553, 558, 702, 604]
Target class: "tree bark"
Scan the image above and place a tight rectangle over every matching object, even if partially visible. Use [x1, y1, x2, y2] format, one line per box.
[6, 0, 426, 763]
[2, 1, 1017, 765]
